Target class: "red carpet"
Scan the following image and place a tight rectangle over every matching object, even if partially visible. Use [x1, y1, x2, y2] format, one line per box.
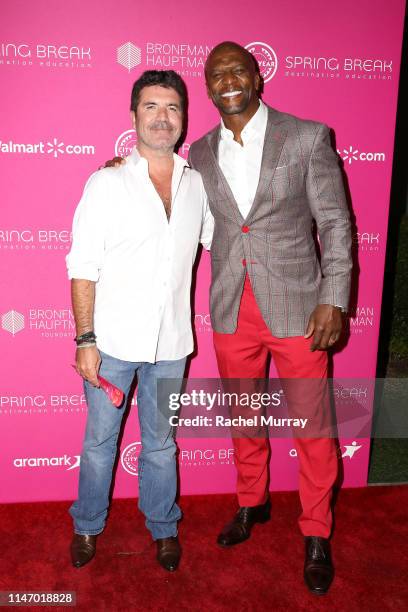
[1, 486, 407, 611]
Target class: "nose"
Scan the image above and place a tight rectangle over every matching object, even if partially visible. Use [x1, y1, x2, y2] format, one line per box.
[157, 106, 169, 120]
[222, 70, 238, 88]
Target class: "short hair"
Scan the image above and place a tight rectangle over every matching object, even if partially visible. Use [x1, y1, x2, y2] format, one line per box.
[130, 70, 188, 113]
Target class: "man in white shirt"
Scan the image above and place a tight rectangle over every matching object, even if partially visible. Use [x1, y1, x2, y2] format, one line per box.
[66, 70, 213, 572]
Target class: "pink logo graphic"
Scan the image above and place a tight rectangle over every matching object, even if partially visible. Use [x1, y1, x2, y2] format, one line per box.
[121, 441, 142, 476]
[115, 129, 137, 157]
[117, 42, 141, 72]
[2, 310, 25, 335]
[245, 41, 278, 82]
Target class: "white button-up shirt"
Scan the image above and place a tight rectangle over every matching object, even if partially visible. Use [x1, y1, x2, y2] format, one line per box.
[66, 148, 213, 363]
[218, 99, 268, 219]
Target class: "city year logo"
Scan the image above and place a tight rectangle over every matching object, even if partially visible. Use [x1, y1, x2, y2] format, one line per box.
[121, 441, 142, 476]
[1, 310, 25, 335]
[245, 42, 278, 82]
[117, 42, 142, 72]
[338, 146, 385, 165]
[115, 129, 137, 157]
[194, 313, 212, 333]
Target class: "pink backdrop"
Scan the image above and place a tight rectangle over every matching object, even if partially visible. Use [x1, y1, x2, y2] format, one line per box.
[0, 0, 405, 502]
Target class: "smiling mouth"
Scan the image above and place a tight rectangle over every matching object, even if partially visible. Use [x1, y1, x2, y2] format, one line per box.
[220, 91, 243, 98]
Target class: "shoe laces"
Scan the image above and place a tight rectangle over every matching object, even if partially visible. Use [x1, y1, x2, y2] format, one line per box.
[307, 537, 328, 561]
[236, 507, 251, 522]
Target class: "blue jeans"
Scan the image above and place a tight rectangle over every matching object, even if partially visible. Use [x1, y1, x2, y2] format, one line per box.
[70, 351, 186, 540]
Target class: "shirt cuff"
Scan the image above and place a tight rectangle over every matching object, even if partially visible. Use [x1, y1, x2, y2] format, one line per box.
[67, 265, 99, 282]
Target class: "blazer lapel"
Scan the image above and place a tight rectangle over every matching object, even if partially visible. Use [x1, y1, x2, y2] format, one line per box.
[245, 107, 288, 224]
[205, 127, 245, 224]
[202, 106, 288, 225]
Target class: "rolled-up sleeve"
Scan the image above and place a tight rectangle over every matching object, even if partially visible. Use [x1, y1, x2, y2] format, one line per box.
[66, 171, 108, 281]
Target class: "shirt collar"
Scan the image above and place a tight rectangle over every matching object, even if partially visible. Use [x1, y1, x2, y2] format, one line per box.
[220, 99, 268, 144]
[128, 147, 189, 174]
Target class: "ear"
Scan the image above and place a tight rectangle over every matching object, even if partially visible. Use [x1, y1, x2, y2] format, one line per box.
[205, 82, 212, 100]
[130, 111, 136, 129]
[254, 72, 261, 93]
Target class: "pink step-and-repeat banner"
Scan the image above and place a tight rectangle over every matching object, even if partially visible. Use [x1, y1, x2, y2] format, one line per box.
[0, 0, 405, 503]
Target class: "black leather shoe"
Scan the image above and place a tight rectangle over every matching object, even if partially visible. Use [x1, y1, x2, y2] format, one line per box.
[304, 536, 334, 595]
[156, 536, 181, 572]
[70, 533, 97, 568]
[217, 499, 271, 547]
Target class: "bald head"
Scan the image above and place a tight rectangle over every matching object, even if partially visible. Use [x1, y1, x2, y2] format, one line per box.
[205, 41, 257, 78]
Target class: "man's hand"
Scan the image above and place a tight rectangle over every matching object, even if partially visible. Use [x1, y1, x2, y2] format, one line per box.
[101, 156, 125, 169]
[304, 304, 343, 351]
[75, 345, 101, 386]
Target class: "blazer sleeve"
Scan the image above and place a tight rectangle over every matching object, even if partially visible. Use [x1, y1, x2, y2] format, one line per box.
[187, 146, 195, 169]
[305, 123, 352, 311]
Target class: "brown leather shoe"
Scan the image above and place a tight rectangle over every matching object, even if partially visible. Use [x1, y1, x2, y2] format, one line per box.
[304, 536, 334, 595]
[70, 533, 97, 568]
[156, 536, 181, 572]
[217, 499, 271, 547]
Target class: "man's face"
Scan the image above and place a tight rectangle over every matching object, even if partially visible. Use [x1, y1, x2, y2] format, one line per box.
[131, 85, 183, 152]
[205, 46, 260, 116]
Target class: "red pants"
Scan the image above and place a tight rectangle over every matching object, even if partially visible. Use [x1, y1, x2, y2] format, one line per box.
[213, 276, 338, 538]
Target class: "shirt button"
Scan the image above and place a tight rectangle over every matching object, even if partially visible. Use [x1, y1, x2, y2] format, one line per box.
[242, 225, 250, 233]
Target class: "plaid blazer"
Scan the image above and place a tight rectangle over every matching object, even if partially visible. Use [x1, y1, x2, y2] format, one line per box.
[189, 105, 352, 337]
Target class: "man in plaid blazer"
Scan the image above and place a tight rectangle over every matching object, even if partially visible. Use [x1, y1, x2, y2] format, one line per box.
[188, 41, 352, 595]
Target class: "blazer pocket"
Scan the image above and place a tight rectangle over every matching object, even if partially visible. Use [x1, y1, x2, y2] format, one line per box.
[271, 162, 305, 198]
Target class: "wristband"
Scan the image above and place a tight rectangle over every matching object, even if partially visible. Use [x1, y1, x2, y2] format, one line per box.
[76, 342, 97, 349]
[75, 331, 96, 345]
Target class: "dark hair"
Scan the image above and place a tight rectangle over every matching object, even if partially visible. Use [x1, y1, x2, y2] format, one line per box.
[130, 70, 188, 112]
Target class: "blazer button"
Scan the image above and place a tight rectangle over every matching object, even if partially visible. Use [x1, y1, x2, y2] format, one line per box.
[242, 225, 250, 233]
